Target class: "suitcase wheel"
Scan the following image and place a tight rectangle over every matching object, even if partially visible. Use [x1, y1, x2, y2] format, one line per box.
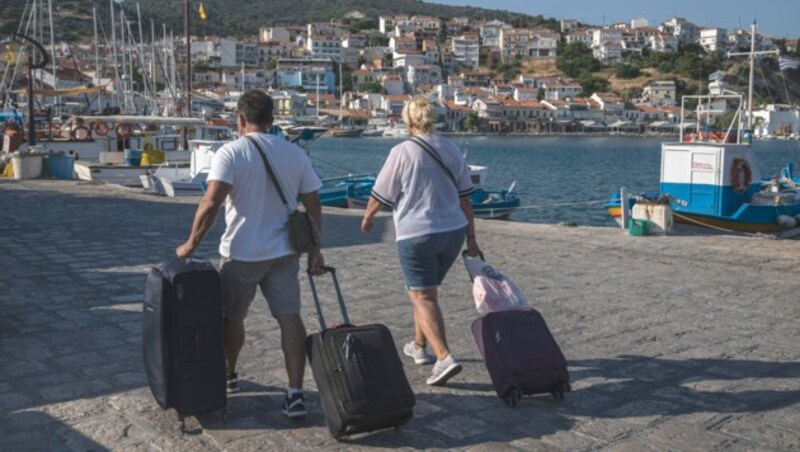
[504, 387, 522, 407]
[551, 382, 570, 401]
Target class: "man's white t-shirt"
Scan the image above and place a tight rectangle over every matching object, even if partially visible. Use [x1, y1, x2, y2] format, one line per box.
[371, 134, 474, 241]
[207, 132, 322, 261]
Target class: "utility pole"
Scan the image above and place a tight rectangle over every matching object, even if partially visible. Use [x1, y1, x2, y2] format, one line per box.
[184, 0, 192, 116]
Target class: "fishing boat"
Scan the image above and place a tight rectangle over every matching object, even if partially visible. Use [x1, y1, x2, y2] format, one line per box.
[605, 24, 800, 235]
[327, 126, 364, 138]
[319, 174, 375, 207]
[73, 116, 233, 186]
[381, 122, 409, 138]
[144, 127, 325, 196]
[346, 164, 520, 220]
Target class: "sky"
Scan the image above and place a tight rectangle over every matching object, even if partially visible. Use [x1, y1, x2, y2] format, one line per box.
[434, 0, 799, 38]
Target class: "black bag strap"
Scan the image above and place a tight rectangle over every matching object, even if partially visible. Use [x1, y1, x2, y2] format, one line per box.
[246, 135, 292, 213]
[409, 135, 458, 188]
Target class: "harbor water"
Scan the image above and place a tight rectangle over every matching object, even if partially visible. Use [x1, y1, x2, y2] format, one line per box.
[307, 136, 800, 227]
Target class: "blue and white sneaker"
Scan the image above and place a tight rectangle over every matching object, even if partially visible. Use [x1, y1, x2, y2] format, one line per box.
[281, 391, 307, 419]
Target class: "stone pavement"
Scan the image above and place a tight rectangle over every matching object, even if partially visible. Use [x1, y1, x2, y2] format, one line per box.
[1, 179, 800, 451]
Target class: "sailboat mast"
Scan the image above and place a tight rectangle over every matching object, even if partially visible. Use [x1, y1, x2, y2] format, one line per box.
[184, 0, 191, 116]
[93, 7, 102, 112]
[747, 22, 756, 130]
[47, 0, 57, 116]
[109, 0, 120, 109]
[136, 2, 149, 111]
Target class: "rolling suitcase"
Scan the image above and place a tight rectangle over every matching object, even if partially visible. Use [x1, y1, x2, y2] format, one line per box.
[305, 266, 415, 438]
[462, 252, 570, 407]
[142, 259, 227, 420]
[472, 309, 570, 406]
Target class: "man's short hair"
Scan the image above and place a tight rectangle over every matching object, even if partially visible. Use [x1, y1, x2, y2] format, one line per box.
[237, 90, 274, 127]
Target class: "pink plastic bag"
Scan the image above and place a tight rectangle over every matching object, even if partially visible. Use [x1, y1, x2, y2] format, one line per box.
[463, 254, 528, 316]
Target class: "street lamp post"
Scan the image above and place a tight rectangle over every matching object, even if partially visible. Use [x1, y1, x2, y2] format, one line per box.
[13, 33, 50, 146]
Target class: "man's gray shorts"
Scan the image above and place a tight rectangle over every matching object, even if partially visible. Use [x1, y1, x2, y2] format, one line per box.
[219, 254, 301, 321]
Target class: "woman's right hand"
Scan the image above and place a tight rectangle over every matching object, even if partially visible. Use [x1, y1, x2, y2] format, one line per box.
[361, 215, 374, 233]
[465, 236, 481, 257]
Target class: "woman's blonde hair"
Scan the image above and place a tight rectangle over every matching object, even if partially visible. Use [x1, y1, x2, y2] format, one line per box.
[402, 96, 435, 134]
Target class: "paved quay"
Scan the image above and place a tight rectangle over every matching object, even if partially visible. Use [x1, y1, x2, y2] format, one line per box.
[2, 178, 800, 451]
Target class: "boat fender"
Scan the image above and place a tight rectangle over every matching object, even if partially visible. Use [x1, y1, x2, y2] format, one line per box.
[93, 121, 110, 137]
[70, 125, 91, 141]
[731, 159, 752, 194]
[776, 215, 796, 229]
[50, 124, 63, 138]
[115, 123, 133, 139]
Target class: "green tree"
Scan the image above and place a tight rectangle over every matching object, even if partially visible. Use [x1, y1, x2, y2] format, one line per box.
[368, 34, 389, 47]
[657, 61, 675, 73]
[359, 81, 385, 94]
[615, 64, 641, 79]
[556, 42, 600, 78]
[713, 110, 737, 130]
[462, 112, 479, 131]
[621, 87, 643, 102]
[578, 72, 610, 96]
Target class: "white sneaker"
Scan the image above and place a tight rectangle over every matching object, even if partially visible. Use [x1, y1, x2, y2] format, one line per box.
[426, 355, 462, 386]
[403, 341, 435, 365]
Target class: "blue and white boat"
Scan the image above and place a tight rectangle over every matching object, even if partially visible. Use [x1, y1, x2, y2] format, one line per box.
[606, 25, 800, 235]
[319, 174, 375, 207]
[346, 164, 520, 220]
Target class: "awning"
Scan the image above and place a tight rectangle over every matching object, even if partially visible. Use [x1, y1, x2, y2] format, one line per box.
[648, 120, 676, 128]
[608, 120, 629, 128]
[13, 86, 104, 98]
[580, 120, 606, 129]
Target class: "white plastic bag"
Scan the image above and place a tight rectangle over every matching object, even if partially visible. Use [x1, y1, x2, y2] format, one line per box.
[463, 254, 528, 316]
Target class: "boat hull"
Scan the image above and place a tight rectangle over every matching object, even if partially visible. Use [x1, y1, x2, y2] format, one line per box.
[605, 197, 800, 234]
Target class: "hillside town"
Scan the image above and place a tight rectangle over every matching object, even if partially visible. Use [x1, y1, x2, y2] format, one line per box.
[3, 9, 800, 138]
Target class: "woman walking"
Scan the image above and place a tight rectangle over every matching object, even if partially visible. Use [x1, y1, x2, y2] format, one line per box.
[361, 96, 481, 386]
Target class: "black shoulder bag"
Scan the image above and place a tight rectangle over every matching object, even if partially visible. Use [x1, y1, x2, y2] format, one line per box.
[246, 135, 321, 254]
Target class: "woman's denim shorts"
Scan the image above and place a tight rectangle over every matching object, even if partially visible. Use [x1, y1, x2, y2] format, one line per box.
[396, 227, 466, 291]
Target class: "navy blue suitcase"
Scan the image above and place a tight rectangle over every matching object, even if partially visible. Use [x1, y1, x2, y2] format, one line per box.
[472, 309, 570, 406]
[142, 259, 226, 417]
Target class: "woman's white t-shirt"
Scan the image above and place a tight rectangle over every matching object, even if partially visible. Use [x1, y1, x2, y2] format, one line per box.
[207, 132, 322, 261]
[371, 134, 474, 241]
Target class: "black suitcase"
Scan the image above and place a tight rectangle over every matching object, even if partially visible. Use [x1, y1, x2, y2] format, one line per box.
[472, 309, 570, 407]
[305, 267, 415, 438]
[142, 259, 227, 417]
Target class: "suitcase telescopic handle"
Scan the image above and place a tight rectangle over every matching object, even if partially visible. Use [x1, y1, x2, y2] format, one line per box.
[307, 266, 350, 331]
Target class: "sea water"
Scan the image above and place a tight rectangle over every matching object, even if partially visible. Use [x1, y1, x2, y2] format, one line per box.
[308, 136, 800, 227]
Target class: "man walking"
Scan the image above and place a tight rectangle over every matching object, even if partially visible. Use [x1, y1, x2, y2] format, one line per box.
[177, 90, 324, 419]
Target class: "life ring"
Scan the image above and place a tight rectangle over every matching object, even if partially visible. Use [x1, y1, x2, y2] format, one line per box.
[50, 124, 63, 138]
[115, 123, 132, 138]
[93, 121, 110, 136]
[731, 158, 752, 194]
[70, 125, 91, 141]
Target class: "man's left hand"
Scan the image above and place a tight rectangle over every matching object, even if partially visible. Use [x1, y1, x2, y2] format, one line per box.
[307, 249, 325, 275]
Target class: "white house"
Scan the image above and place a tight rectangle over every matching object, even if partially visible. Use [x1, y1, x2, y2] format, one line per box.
[648, 33, 678, 53]
[699, 28, 727, 52]
[751, 104, 800, 138]
[306, 35, 342, 61]
[259, 27, 290, 43]
[641, 81, 676, 106]
[451, 33, 480, 68]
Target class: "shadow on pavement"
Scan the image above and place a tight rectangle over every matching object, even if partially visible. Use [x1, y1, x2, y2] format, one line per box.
[562, 355, 800, 418]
